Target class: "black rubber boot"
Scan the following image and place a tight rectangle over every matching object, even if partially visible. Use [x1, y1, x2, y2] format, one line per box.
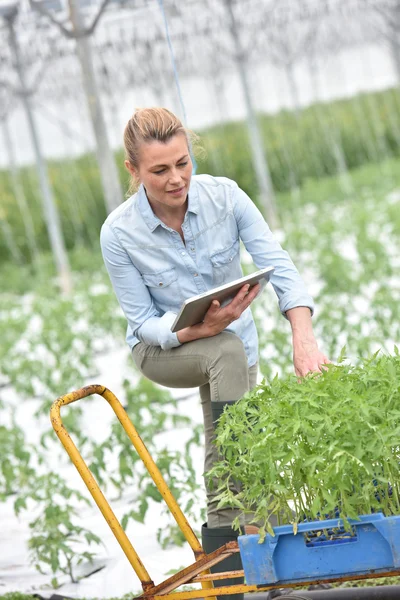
[211, 400, 237, 427]
[201, 522, 244, 600]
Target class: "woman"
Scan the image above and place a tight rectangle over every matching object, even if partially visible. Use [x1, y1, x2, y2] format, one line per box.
[100, 107, 328, 593]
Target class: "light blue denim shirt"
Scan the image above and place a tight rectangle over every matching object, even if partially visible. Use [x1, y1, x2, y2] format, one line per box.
[100, 174, 314, 367]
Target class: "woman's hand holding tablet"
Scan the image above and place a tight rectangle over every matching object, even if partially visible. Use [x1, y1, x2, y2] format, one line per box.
[171, 266, 274, 332]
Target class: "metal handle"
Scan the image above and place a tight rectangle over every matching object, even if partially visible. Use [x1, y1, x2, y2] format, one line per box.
[50, 384, 212, 594]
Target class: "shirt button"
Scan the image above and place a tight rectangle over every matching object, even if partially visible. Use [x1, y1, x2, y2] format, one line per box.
[158, 282, 163, 286]
[181, 251, 186, 256]
[194, 273, 198, 277]
[190, 247, 195, 251]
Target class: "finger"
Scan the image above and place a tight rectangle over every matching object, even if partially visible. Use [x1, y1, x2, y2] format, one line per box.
[238, 286, 260, 315]
[239, 283, 251, 300]
[297, 369, 309, 378]
[295, 368, 302, 382]
[205, 299, 220, 316]
[231, 284, 251, 306]
[299, 365, 321, 377]
[245, 283, 261, 304]
[237, 283, 260, 307]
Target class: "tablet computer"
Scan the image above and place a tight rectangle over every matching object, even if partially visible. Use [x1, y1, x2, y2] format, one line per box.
[171, 266, 274, 333]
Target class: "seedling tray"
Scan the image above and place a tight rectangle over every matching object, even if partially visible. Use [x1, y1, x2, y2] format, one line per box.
[238, 513, 400, 585]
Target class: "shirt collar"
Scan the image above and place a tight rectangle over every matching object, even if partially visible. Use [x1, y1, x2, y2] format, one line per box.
[137, 178, 199, 232]
[187, 177, 199, 215]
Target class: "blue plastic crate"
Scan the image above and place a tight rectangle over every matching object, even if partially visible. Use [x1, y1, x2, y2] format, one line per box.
[238, 513, 400, 585]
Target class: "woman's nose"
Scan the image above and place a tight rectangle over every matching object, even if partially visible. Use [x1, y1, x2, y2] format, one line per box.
[169, 169, 182, 183]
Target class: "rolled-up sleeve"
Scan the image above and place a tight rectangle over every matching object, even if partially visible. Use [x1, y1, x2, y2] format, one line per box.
[233, 185, 314, 317]
[100, 223, 181, 350]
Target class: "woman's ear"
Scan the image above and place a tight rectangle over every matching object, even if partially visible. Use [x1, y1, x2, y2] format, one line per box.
[124, 160, 139, 182]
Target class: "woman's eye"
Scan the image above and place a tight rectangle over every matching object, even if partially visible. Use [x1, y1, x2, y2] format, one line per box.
[153, 161, 187, 175]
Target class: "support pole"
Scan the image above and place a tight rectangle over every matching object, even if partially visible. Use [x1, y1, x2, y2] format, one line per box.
[5, 6, 72, 294]
[68, 0, 123, 214]
[223, 0, 278, 228]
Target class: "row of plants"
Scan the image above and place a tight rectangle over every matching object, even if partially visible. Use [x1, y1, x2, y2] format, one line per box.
[202, 89, 400, 198]
[1, 87, 400, 261]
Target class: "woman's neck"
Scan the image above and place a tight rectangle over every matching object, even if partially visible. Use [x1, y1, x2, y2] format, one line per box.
[154, 205, 187, 245]
[146, 191, 188, 229]
[152, 202, 187, 226]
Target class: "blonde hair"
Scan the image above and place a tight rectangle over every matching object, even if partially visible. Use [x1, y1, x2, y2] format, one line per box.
[123, 107, 201, 195]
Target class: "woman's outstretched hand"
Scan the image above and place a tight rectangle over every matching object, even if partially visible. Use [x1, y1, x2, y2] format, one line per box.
[177, 283, 260, 344]
[286, 306, 330, 378]
[293, 336, 330, 378]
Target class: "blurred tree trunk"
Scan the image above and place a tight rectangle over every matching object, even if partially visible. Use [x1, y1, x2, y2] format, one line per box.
[390, 2, 400, 81]
[0, 216, 23, 263]
[7, 10, 72, 295]
[389, 33, 400, 83]
[68, 0, 123, 214]
[307, 53, 353, 195]
[1, 118, 39, 264]
[285, 62, 301, 118]
[392, 41, 400, 81]
[222, 0, 278, 228]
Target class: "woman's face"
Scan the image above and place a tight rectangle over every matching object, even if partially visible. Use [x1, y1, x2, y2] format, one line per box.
[126, 133, 193, 214]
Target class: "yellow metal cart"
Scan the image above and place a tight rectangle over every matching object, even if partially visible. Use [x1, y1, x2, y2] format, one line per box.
[50, 385, 400, 600]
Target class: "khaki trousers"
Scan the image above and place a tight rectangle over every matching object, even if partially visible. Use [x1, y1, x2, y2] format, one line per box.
[132, 331, 258, 527]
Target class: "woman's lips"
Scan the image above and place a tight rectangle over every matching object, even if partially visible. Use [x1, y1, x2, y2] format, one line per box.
[167, 186, 185, 195]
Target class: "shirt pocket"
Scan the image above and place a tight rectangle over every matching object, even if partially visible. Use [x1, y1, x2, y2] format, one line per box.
[142, 267, 181, 310]
[210, 239, 241, 286]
